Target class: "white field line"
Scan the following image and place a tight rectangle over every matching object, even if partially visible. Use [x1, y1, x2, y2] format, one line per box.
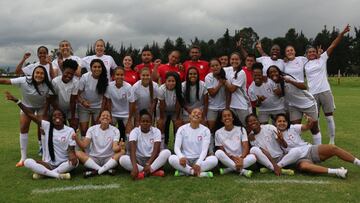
[235, 179, 331, 185]
[32, 184, 120, 194]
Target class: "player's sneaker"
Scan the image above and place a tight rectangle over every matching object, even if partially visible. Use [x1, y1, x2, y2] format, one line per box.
[199, 171, 213, 178]
[83, 170, 97, 178]
[219, 168, 225, 175]
[151, 170, 165, 177]
[241, 169, 253, 178]
[336, 167, 348, 179]
[136, 171, 145, 180]
[16, 160, 24, 168]
[260, 167, 270, 173]
[59, 173, 71, 180]
[281, 169, 295, 176]
[107, 169, 116, 176]
[32, 173, 44, 180]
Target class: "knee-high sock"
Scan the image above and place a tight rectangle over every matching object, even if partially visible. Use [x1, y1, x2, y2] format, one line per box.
[168, 155, 193, 175]
[312, 132, 322, 145]
[52, 161, 76, 173]
[119, 155, 144, 171]
[325, 116, 335, 144]
[216, 150, 256, 171]
[24, 159, 59, 178]
[199, 155, 218, 172]
[98, 158, 118, 174]
[20, 133, 28, 161]
[277, 148, 303, 168]
[250, 147, 274, 170]
[150, 149, 171, 172]
[84, 158, 101, 170]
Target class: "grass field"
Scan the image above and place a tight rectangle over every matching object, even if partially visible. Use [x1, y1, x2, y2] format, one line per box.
[0, 77, 360, 203]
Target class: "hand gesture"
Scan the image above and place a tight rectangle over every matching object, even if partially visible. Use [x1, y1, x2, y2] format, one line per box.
[4, 91, 18, 102]
[257, 95, 267, 102]
[342, 24, 350, 34]
[45, 55, 52, 64]
[81, 100, 91, 108]
[255, 41, 262, 51]
[179, 157, 187, 167]
[143, 163, 151, 175]
[154, 59, 161, 67]
[192, 164, 201, 176]
[317, 45, 324, 56]
[23, 52, 31, 60]
[236, 38, 243, 48]
[177, 64, 184, 72]
[71, 132, 77, 140]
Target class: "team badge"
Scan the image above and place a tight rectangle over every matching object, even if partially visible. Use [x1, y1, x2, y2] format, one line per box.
[197, 135, 203, 141]
[200, 65, 203, 69]
[150, 138, 154, 144]
[61, 137, 66, 143]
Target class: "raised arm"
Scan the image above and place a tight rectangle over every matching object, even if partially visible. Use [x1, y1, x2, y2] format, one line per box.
[15, 53, 31, 75]
[236, 38, 249, 58]
[255, 41, 267, 56]
[327, 24, 350, 56]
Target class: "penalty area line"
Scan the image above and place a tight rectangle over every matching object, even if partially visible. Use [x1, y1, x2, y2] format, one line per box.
[235, 179, 331, 185]
[32, 183, 120, 194]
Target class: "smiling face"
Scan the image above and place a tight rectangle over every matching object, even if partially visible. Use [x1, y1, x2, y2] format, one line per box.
[230, 53, 241, 68]
[33, 67, 45, 83]
[219, 55, 229, 67]
[268, 66, 281, 83]
[306, 47, 317, 60]
[140, 113, 152, 133]
[246, 115, 261, 132]
[187, 68, 198, 83]
[91, 62, 103, 78]
[140, 68, 151, 85]
[245, 56, 255, 68]
[59, 41, 71, 57]
[37, 47, 48, 63]
[275, 115, 288, 131]
[189, 48, 201, 61]
[270, 45, 281, 60]
[253, 68, 263, 86]
[123, 56, 133, 69]
[141, 51, 153, 64]
[165, 76, 176, 90]
[95, 40, 105, 56]
[285, 46, 296, 60]
[52, 110, 64, 127]
[168, 51, 180, 65]
[99, 110, 112, 125]
[189, 108, 202, 123]
[62, 68, 75, 83]
[210, 59, 221, 75]
[221, 110, 234, 127]
[114, 68, 124, 84]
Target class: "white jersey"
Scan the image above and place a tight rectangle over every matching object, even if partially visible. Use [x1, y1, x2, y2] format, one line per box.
[281, 76, 315, 109]
[82, 55, 117, 81]
[41, 120, 75, 166]
[22, 62, 51, 79]
[182, 81, 208, 110]
[158, 84, 177, 112]
[215, 126, 248, 157]
[132, 80, 159, 111]
[250, 124, 284, 159]
[284, 56, 307, 82]
[281, 124, 311, 158]
[174, 123, 211, 165]
[204, 72, 226, 110]
[86, 124, 120, 158]
[105, 81, 134, 118]
[129, 127, 161, 157]
[10, 77, 50, 108]
[304, 52, 331, 94]
[224, 67, 249, 110]
[78, 72, 104, 108]
[256, 56, 285, 76]
[248, 80, 284, 111]
[50, 76, 79, 111]
[52, 55, 83, 76]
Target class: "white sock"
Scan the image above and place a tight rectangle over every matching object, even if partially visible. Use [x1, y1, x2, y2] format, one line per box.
[199, 172, 210, 177]
[24, 159, 59, 178]
[119, 155, 143, 171]
[168, 155, 193, 175]
[328, 168, 338, 175]
[84, 158, 101, 171]
[215, 150, 236, 171]
[199, 156, 218, 172]
[243, 154, 257, 168]
[325, 116, 335, 144]
[354, 158, 360, 166]
[52, 161, 76, 174]
[312, 132, 322, 145]
[19, 133, 28, 161]
[277, 148, 303, 168]
[250, 147, 274, 171]
[150, 149, 171, 172]
[240, 169, 250, 175]
[98, 158, 118, 174]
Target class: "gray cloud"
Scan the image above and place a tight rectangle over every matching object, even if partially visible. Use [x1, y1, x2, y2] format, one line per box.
[0, 0, 359, 67]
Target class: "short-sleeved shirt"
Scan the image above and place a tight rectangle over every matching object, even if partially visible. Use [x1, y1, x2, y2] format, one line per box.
[224, 67, 249, 110]
[281, 76, 315, 109]
[52, 55, 83, 76]
[304, 52, 331, 95]
[182, 81, 208, 111]
[50, 76, 79, 111]
[248, 80, 284, 111]
[157, 64, 185, 84]
[105, 81, 134, 118]
[10, 77, 50, 108]
[124, 69, 139, 85]
[158, 84, 177, 112]
[256, 56, 285, 76]
[78, 72, 104, 109]
[250, 124, 284, 159]
[82, 55, 117, 81]
[183, 60, 210, 81]
[204, 72, 226, 110]
[135, 63, 154, 73]
[132, 80, 159, 111]
[281, 124, 311, 158]
[284, 56, 307, 82]
[41, 120, 75, 166]
[22, 62, 51, 79]
[86, 124, 120, 158]
[215, 126, 248, 157]
[129, 127, 161, 157]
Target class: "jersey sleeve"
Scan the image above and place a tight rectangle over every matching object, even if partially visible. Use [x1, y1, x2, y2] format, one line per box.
[204, 74, 215, 89]
[214, 130, 223, 147]
[231, 70, 246, 88]
[10, 77, 26, 87]
[153, 128, 162, 142]
[248, 84, 257, 102]
[157, 85, 165, 100]
[71, 79, 79, 95]
[129, 128, 138, 142]
[241, 128, 248, 142]
[174, 127, 185, 158]
[22, 63, 36, 76]
[68, 128, 76, 147]
[113, 128, 120, 142]
[127, 86, 135, 103]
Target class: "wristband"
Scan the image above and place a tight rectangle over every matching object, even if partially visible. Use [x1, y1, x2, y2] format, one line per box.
[16, 100, 21, 105]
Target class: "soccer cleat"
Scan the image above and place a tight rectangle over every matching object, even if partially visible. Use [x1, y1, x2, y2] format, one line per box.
[83, 170, 98, 178]
[59, 173, 71, 180]
[219, 168, 225, 175]
[16, 160, 24, 168]
[107, 169, 117, 176]
[151, 170, 165, 177]
[199, 171, 213, 178]
[241, 169, 253, 178]
[260, 167, 270, 173]
[32, 173, 44, 180]
[335, 167, 348, 179]
[281, 169, 295, 176]
[136, 171, 145, 180]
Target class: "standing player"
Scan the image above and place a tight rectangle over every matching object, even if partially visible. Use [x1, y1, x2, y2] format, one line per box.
[135, 48, 154, 73]
[119, 110, 171, 180]
[304, 25, 350, 144]
[154, 50, 185, 83]
[283, 45, 308, 82]
[168, 108, 218, 177]
[122, 55, 139, 85]
[218, 54, 229, 68]
[52, 40, 82, 77]
[182, 45, 210, 81]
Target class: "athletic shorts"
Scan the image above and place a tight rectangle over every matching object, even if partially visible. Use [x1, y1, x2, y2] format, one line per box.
[296, 145, 321, 165]
[258, 109, 286, 124]
[78, 106, 101, 123]
[136, 156, 151, 166]
[231, 108, 250, 125]
[207, 109, 222, 121]
[90, 156, 112, 167]
[313, 90, 335, 114]
[288, 104, 318, 121]
[20, 107, 46, 116]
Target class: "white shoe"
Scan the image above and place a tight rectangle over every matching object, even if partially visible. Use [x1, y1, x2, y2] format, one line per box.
[32, 173, 44, 180]
[335, 167, 348, 179]
[59, 173, 71, 180]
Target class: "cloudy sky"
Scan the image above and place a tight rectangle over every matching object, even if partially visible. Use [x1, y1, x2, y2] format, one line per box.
[0, 0, 358, 67]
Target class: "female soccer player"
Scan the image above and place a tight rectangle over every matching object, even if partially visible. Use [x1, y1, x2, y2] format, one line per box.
[82, 39, 117, 81]
[122, 55, 139, 85]
[77, 59, 108, 137]
[182, 67, 208, 123]
[304, 25, 350, 144]
[255, 42, 285, 76]
[73, 110, 123, 178]
[0, 66, 55, 167]
[283, 45, 308, 82]
[52, 40, 82, 77]
[215, 109, 256, 177]
[168, 108, 218, 177]
[119, 110, 171, 180]
[267, 65, 322, 145]
[274, 113, 360, 178]
[5, 92, 77, 179]
[157, 72, 184, 148]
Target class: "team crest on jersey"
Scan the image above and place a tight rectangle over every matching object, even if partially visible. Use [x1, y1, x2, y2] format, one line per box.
[107, 137, 112, 142]
[122, 93, 126, 99]
[197, 135, 203, 141]
[61, 137, 66, 143]
[200, 65, 203, 69]
[150, 138, 154, 144]
[132, 75, 136, 79]
[289, 134, 295, 141]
